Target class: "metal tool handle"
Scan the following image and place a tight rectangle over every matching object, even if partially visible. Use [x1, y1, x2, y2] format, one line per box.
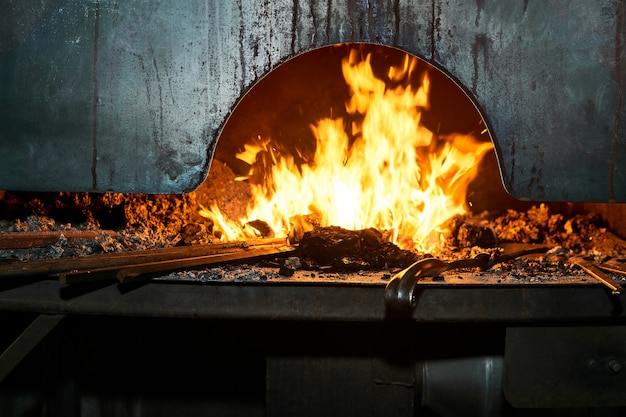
[569, 257, 624, 295]
[384, 258, 448, 312]
[384, 272, 421, 312]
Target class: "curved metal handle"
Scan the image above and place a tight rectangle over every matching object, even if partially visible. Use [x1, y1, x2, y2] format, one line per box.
[384, 255, 491, 312]
[384, 258, 448, 312]
[384, 271, 422, 312]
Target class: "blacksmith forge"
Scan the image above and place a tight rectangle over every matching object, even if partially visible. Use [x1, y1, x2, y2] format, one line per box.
[1, 1, 626, 416]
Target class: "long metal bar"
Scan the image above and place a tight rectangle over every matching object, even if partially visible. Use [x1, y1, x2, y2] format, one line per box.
[0, 313, 65, 383]
[117, 245, 295, 283]
[57, 244, 295, 284]
[0, 279, 624, 323]
[0, 230, 117, 249]
[1, 238, 287, 278]
[568, 257, 624, 295]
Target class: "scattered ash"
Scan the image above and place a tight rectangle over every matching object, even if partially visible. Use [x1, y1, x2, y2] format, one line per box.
[481, 256, 579, 284]
[173, 264, 281, 283]
[0, 161, 250, 261]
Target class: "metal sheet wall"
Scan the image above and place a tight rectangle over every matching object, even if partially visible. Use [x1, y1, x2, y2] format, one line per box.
[0, 0, 624, 201]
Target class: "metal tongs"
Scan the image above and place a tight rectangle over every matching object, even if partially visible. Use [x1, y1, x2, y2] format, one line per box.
[568, 256, 625, 296]
[384, 245, 548, 312]
[384, 254, 488, 312]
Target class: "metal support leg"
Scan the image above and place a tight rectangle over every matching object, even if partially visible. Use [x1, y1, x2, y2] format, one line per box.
[0, 313, 65, 383]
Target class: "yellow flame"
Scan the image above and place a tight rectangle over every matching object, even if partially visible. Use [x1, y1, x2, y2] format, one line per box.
[202, 49, 493, 252]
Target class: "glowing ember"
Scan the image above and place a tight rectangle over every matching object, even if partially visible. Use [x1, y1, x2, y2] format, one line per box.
[201, 49, 493, 252]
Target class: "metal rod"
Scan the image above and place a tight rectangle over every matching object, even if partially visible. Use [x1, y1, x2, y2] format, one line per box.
[0, 230, 117, 249]
[568, 257, 624, 295]
[117, 245, 296, 283]
[0, 314, 65, 383]
[1, 238, 288, 278]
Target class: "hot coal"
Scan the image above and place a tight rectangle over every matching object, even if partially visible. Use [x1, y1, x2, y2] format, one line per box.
[297, 226, 419, 271]
[247, 220, 274, 238]
[437, 204, 626, 261]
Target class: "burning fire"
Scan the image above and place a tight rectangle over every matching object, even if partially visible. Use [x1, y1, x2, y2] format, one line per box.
[201, 49, 493, 252]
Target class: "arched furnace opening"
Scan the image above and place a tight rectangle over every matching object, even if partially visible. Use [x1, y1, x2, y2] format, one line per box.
[202, 43, 520, 250]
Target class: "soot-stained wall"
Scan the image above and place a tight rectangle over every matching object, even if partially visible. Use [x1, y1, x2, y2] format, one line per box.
[0, 1, 623, 202]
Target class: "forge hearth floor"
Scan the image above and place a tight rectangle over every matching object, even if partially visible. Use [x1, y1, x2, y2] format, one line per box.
[164, 264, 607, 286]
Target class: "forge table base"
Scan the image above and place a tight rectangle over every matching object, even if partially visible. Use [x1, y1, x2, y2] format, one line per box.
[0, 273, 624, 322]
[1, 274, 626, 417]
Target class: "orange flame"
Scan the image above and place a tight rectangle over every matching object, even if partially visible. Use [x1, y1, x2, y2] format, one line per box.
[201, 49, 493, 252]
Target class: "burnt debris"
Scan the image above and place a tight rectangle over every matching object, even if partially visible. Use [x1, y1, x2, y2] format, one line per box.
[297, 226, 419, 271]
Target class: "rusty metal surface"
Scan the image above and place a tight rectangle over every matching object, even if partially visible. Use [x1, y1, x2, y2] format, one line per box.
[267, 355, 416, 417]
[1, 1, 624, 201]
[0, 1, 212, 193]
[505, 326, 626, 407]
